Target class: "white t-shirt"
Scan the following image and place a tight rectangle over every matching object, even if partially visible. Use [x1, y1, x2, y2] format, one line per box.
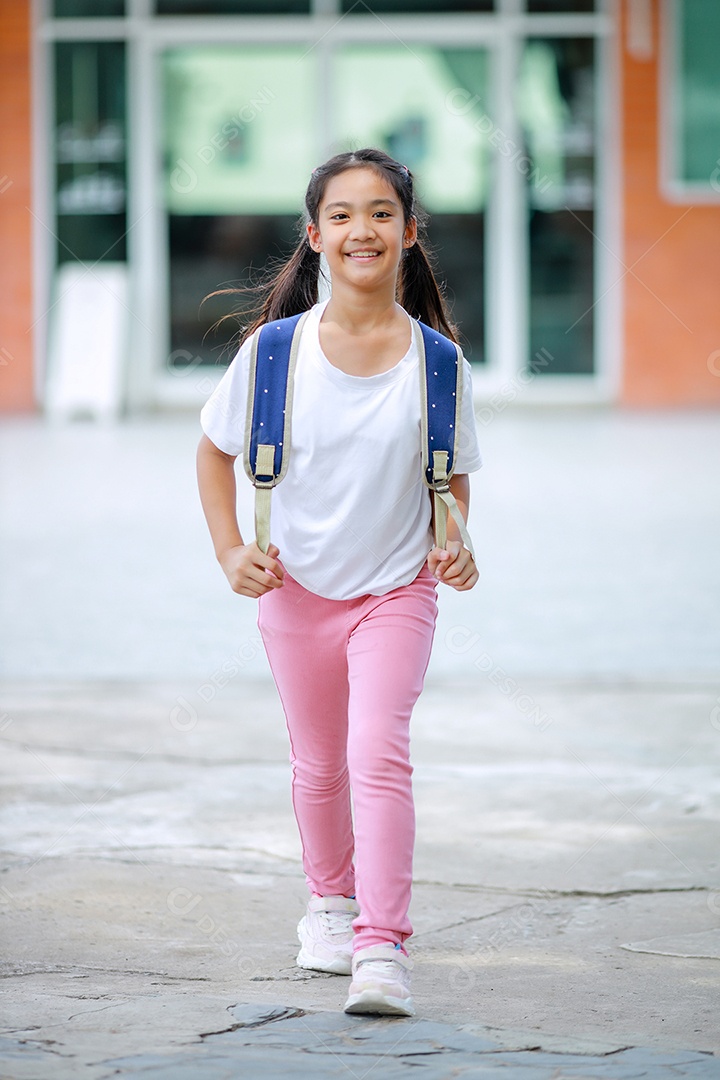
[200, 300, 482, 600]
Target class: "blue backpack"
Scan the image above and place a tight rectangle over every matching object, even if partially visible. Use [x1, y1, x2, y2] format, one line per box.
[242, 311, 474, 560]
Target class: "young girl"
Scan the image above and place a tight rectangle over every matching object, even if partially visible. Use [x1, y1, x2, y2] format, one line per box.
[197, 148, 482, 1018]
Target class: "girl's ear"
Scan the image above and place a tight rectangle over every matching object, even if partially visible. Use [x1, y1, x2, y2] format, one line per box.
[307, 221, 323, 252]
[403, 217, 418, 249]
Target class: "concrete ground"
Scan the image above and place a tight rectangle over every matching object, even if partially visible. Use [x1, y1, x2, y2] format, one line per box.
[1, 408, 719, 1077]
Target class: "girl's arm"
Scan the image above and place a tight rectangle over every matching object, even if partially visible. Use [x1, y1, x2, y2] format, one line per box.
[427, 473, 479, 592]
[196, 434, 284, 597]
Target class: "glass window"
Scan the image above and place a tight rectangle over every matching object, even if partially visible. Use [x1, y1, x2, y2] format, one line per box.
[156, 1, 309, 13]
[526, 1, 595, 11]
[162, 47, 317, 367]
[671, 0, 720, 187]
[54, 1, 125, 15]
[54, 41, 127, 263]
[341, 1, 493, 11]
[517, 37, 595, 374]
[332, 44, 490, 361]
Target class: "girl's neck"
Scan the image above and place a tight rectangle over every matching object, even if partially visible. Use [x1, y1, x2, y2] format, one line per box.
[323, 283, 402, 336]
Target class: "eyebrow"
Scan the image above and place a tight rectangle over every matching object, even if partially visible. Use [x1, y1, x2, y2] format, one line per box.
[323, 198, 399, 211]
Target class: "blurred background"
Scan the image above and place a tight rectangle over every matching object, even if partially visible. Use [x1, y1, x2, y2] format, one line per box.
[3, 0, 720, 415]
[0, 0, 719, 683]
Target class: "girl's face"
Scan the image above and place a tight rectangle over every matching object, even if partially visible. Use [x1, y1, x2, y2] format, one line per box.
[307, 167, 417, 295]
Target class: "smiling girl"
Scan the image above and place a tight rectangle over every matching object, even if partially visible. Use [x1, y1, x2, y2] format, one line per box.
[197, 148, 482, 1017]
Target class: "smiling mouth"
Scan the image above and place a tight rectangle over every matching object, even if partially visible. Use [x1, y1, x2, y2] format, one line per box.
[346, 250, 381, 259]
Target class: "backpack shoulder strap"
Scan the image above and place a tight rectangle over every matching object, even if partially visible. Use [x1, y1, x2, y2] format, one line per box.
[243, 311, 309, 553]
[415, 320, 475, 560]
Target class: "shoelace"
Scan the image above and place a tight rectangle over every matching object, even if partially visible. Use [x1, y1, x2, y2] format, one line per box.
[355, 958, 405, 981]
[318, 910, 355, 939]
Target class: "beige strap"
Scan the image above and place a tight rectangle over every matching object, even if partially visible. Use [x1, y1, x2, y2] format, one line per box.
[432, 450, 449, 550]
[431, 449, 475, 560]
[254, 444, 275, 554]
[434, 488, 475, 561]
[433, 489, 448, 550]
[245, 312, 311, 554]
[255, 488, 272, 555]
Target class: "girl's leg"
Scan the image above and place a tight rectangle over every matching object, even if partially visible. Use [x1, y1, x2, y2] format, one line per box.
[258, 573, 355, 898]
[345, 567, 438, 952]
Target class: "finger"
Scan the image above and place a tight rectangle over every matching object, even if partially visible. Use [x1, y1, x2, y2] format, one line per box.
[430, 546, 451, 561]
[241, 565, 280, 591]
[441, 561, 474, 587]
[257, 551, 284, 580]
[233, 581, 264, 598]
[236, 575, 281, 598]
[437, 554, 461, 577]
[453, 567, 479, 591]
[456, 575, 479, 592]
[268, 560, 285, 581]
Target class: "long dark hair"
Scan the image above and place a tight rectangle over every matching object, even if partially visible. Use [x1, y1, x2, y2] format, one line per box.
[210, 147, 458, 345]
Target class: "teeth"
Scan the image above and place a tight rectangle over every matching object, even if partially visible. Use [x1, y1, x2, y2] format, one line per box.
[348, 251, 379, 258]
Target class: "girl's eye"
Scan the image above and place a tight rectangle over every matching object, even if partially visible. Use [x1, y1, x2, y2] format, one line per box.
[328, 210, 393, 221]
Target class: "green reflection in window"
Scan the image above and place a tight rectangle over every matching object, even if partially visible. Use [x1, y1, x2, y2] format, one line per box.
[519, 38, 595, 374]
[333, 45, 490, 213]
[517, 38, 595, 211]
[163, 46, 318, 366]
[341, 1, 493, 11]
[677, 0, 720, 184]
[54, 0, 125, 15]
[526, 1, 595, 11]
[54, 41, 127, 263]
[163, 47, 316, 214]
[333, 44, 489, 360]
[157, 0, 309, 12]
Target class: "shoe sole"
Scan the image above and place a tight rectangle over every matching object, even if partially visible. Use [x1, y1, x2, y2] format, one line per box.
[344, 989, 415, 1017]
[296, 945, 352, 976]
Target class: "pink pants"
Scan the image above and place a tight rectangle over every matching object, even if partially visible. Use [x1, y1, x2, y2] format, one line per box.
[257, 563, 438, 952]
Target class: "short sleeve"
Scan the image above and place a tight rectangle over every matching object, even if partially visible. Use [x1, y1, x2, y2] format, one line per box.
[454, 355, 483, 473]
[199, 334, 255, 457]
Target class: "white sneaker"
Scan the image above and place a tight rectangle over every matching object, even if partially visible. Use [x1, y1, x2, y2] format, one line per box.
[344, 944, 415, 1017]
[296, 895, 359, 975]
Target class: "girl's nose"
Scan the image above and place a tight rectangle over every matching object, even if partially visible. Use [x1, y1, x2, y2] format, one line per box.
[349, 217, 376, 241]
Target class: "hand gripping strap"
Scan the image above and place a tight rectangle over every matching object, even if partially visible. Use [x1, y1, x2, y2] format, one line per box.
[415, 321, 475, 561]
[243, 311, 309, 553]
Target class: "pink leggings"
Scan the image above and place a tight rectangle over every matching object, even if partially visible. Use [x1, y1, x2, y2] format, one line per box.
[257, 563, 438, 952]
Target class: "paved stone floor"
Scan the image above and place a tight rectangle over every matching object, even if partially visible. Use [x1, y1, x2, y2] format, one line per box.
[1, 678, 719, 1077]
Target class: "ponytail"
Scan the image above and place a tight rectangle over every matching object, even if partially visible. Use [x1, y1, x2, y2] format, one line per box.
[399, 241, 458, 343]
[205, 237, 320, 349]
[239, 239, 320, 342]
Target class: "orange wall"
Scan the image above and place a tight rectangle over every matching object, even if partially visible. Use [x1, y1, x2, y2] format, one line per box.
[0, 0, 35, 412]
[621, 0, 720, 406]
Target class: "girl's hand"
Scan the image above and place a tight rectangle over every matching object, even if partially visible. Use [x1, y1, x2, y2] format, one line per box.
[427, 541, 479, 591]
[218, 542, 285, 598]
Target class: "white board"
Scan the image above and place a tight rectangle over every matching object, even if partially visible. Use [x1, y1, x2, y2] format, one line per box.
[45, 262, 127, 420]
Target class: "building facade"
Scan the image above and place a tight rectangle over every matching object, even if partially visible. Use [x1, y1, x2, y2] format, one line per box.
[1, 0, 719, 414]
